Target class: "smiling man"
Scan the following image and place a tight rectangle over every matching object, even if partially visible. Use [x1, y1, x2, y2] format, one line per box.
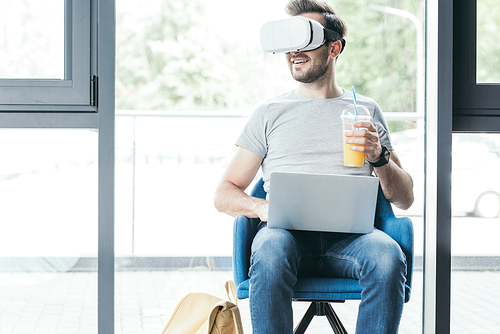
[288, 41, 331, 83]
[214, 0, 414, 333]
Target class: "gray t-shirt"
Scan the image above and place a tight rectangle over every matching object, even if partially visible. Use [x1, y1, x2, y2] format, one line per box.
[236, 89, 393, 193]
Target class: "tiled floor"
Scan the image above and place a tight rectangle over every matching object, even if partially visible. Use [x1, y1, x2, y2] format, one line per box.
[1, 270, 499, 333]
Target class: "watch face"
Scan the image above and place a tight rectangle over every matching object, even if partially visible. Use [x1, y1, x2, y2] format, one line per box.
[383, 148, 390, 161]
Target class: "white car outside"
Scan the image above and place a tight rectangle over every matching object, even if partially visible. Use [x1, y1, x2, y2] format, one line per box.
[391, 129, 500, 218]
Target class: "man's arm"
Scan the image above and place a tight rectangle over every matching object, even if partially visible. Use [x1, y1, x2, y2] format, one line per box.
[214, 147, 269, 221]
[345, 122, 414, 210]
[370, 150, 414, 210]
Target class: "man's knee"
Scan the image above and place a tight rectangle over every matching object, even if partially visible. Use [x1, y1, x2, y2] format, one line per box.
[363, 232, 406, 282]
[250, 227, 300, 278]
[378, 242, 406, 280]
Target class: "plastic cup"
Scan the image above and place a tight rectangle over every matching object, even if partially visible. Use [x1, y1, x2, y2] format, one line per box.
[341, 105, 371, 167]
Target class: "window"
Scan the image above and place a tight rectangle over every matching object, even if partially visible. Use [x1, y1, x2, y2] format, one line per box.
[450, 133, 500, 332]
[115, 0, 424, 332]
[0, 1, 114, 333]
[477, 0, 500, 83]
[454, 0, 500, 131]
[0, 0, 94, 110]
[0, 129, 98, 334]
[0, 1, 64, 79]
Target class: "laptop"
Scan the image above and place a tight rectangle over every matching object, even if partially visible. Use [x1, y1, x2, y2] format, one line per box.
[267, 171, 380, 234]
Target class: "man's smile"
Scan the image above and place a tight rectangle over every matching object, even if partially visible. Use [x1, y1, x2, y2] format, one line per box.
[290, 55, 310, 68]
[292, 59, 309, 64]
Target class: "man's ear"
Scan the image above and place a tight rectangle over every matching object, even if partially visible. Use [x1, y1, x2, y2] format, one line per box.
[329, 40, 343, 59]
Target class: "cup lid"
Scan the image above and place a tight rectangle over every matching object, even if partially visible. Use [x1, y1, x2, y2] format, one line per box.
[341, 104, 371, 117]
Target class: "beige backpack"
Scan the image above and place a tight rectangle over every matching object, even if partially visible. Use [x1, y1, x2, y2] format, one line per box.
[161, 280, 244, 334]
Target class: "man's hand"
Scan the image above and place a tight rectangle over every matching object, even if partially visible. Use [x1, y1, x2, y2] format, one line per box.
[344, 121, 382, 163]
[214, 147, 268, 219]
[344, 121, 414, 210]
[253, 201, 269, 222]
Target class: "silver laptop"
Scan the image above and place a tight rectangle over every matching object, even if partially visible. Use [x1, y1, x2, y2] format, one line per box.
[267, 172, 380, 234]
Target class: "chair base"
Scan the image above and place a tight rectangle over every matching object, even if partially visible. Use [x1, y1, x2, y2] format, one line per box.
[294, 302, 348, 334]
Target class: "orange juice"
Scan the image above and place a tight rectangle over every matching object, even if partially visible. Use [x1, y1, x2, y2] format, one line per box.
[343, 131, 366, 167]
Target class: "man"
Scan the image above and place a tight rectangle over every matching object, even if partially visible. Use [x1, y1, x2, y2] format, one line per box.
[214, 0, 414, 333]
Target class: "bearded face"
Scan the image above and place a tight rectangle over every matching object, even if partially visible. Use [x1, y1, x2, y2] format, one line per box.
[287, 45, 330, 84]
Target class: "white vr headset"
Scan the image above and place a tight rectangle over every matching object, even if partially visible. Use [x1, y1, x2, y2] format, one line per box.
[260, 17, 345, 54]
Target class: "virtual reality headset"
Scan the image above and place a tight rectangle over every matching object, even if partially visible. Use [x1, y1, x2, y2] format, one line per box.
[260, 17, 345, 54]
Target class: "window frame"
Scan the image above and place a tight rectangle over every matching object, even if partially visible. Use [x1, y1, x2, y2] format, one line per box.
[426, 0, 500, 333]
[0, 0, 115, 333]
[0, 0, 95, 111]
[453, 0, 500, 132]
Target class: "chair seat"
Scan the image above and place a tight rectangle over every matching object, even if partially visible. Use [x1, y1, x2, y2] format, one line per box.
[237, 277, 412, 302]
[236, 277, 363, 301]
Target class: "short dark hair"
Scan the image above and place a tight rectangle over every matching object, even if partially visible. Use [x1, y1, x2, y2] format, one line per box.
[285, 0, 347, 38]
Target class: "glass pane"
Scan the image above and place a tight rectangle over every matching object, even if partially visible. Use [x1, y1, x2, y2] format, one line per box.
[477, 0, 500, 83]
[391, 130, 424, 334]
[0, 129, 98, 334]
[451, 133, 500, 332]
[115, 0, 424, 333]
[0, 0, 64, 79]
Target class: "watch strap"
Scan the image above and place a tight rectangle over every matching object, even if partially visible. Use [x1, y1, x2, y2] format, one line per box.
[369, 146, 390, 167]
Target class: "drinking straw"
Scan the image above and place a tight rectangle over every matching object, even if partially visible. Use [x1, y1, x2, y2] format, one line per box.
[351, 86, 359, 122]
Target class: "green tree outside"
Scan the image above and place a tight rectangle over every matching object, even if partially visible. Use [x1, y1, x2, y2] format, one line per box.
[116, 0, 500, 130]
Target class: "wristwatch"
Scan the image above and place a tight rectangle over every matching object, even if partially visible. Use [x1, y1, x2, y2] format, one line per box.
[369, 146, 391, 167]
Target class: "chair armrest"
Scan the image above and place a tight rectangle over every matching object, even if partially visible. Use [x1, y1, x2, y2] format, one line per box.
[376, 216, 413, 257]
[233, 215, 260, 286]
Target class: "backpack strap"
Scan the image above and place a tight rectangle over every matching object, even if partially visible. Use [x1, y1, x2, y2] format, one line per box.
[225, 280, 238, 305]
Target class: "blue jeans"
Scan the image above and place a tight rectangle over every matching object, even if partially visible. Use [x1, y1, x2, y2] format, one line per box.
[249, 225, 406, 334]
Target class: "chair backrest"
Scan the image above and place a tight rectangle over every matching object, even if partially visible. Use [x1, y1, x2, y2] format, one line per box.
[242, 177, 414, 301]
[250, 177, 266, 199]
